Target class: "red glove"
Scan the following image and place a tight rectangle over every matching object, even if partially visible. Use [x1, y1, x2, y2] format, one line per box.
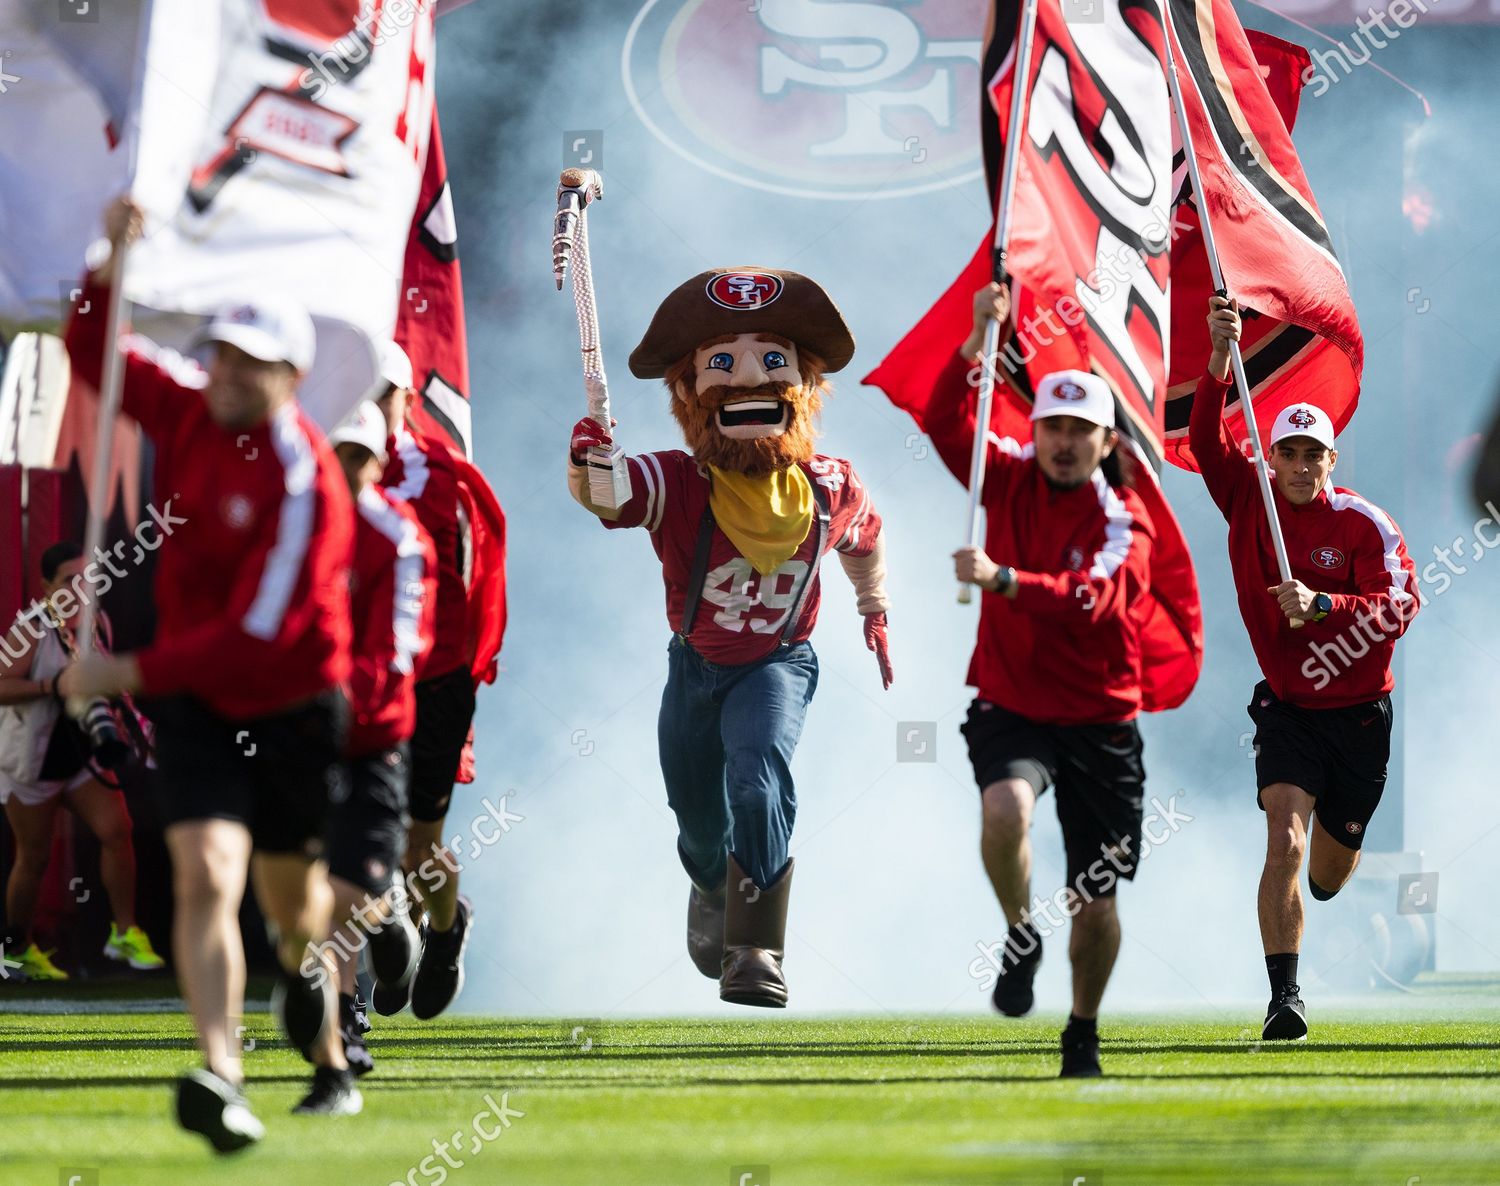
[863, 612, 893, 690]
[569, 416, 615, 464]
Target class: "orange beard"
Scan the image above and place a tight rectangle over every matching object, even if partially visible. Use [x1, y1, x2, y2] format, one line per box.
[667, 347, 828, 477]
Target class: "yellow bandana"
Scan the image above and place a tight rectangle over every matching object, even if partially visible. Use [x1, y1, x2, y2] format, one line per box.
[708, 465, 814, 576]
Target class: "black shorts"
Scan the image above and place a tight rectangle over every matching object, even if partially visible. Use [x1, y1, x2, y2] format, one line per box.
[961, 699, 1144, 899]
[1247, 680, 1392, 850]
[148, 692, 348, 858]
[408, 665, 477, 823]
[326, 746, 411, 895]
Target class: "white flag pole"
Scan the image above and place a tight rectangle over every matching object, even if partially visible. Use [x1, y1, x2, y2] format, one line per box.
[1164, 20, 1299, 620]
[959, 0, 1040, 606]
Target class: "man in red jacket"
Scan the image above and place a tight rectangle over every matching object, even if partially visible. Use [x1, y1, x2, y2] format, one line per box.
[323, 401, 436, 1075]
[369, 342, 476, 1020]
[938, 284, 1154, 1079]
[58, 197, 359, 1147]
[1193, 296, 1419, 1041]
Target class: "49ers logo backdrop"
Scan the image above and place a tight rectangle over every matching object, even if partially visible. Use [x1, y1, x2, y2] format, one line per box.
[623, 0, 987, 200]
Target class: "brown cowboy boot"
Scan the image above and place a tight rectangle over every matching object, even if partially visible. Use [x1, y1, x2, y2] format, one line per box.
[679, 843, 727, 979]
[719, 855, 794, 1008]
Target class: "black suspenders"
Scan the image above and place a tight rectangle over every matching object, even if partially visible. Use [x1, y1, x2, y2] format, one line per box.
[678, 474, 832, 648]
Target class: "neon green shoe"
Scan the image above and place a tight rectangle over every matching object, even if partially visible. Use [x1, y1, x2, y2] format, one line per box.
[103, 924, 166, 971]
[8, 943, 69, 981]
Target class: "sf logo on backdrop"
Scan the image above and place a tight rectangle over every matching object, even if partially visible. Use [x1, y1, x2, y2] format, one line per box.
[624, 0, 987, 200]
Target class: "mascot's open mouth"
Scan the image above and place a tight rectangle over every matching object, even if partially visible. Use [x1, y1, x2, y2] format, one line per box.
[716, 399, 790, 438]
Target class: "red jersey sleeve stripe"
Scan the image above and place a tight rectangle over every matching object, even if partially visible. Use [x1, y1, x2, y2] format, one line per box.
[1087, 471, 1135, 580]
[388, 427, 432, 502]
[1328, 490, 1417, 606]
[359, 488, 429, 676]
[242, 407, 318, 641]
[642, 452, 668, 533]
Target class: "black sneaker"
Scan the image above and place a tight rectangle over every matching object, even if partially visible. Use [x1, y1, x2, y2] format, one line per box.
[350, 991, 372, 1036]
[339, 994, 374, 1077]
[272, 963, 333, 1061]
[1059, 1024, 1103, 1079]
[371, 969, 414, 1017]
[292, 1065, 363, 1115]
[367, 906, 421, 993]
[410, 896, 472, 1021]
[176, 1068, 265, 1154]
[991, 921, 1043, 1017]
[1262, 987, 1308, 1041]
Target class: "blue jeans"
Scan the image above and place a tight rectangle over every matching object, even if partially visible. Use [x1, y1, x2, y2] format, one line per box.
[658, 636, 818, 890]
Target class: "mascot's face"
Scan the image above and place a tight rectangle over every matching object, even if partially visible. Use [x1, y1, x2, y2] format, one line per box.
[668, 332, 825, 476]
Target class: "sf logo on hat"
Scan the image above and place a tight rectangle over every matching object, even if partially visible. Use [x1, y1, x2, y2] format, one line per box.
[227, 304, 260, 325]
[1288, 407, 1318, 428]
[707, 272, 784, 311]
[1056, 381, 1088, 401]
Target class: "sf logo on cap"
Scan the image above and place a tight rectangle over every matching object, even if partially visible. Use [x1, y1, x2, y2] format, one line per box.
[227, 304, 259, 325]
[707, 272, 784, 311]
[1055, 381, 1088, 401]
[1288, 407, 1318, 428]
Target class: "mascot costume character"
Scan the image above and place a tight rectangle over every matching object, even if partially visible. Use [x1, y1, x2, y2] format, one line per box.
[567, 268, 893, 1007]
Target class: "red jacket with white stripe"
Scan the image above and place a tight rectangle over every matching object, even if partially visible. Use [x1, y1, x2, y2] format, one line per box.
[382, 422, 469, 681]
[927, 352, 1154, 725]
[1190, 373, 1418, 708]
[347, 485, 437, 756]
[65, 279, 352, 721]
[592, 451, 882, 666]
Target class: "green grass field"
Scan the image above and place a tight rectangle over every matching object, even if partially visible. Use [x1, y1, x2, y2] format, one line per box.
[2, 983, 1499, 1185]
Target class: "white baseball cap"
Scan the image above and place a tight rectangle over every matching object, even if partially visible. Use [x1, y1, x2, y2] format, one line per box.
[1269, 402, 1336, 450]
[194, 298, 316, 372]
[375, 339, 414, 392]
[1031, 370, 1115, 430]
[327, 400, 389, 465]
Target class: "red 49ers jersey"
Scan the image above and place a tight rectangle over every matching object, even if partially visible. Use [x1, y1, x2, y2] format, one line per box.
[603, 451, 882, 665]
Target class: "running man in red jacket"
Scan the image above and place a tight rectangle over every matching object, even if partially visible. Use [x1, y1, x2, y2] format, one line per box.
[323, 401, 436, 1076]
[58, 197, 359, 1146]
[369, 342, 476, 1020]
[935, 284, 1155, 1079]
[1192, 296, 1419, 1041]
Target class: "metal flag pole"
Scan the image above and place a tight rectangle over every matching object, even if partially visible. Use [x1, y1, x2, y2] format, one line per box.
[959, 0, 1039, 605]
[553, 167, 630, 509]
[1164, 20, 1299, 617]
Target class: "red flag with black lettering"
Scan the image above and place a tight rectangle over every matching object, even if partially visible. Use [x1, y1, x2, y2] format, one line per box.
[1163, 5, 1363, 468]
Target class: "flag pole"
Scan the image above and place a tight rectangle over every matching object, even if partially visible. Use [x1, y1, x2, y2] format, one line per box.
[70, 242, 133, 691]
[960, 0, 1039, 605]
[1163, 19, 1299, 614]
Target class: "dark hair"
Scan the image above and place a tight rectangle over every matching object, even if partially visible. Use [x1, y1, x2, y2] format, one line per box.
[1099, 442, 1137, 490]
[40, 541, 83, 583]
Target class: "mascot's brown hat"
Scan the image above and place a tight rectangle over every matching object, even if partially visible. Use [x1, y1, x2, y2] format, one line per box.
[629, 268, 856, 380]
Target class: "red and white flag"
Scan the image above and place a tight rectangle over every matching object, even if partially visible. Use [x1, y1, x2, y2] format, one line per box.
[1163, 2, 1363, 467]
[866, 0, 1203, 710]
[0, 0, 441, 428]
[395, 108, 474, 458]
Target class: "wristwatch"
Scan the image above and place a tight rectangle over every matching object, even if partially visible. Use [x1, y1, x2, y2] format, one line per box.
[990, 566, 1017, 596]
[1311, 592, 1332, 622]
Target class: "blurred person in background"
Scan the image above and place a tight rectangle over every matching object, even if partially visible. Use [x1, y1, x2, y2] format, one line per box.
[0, 541, 163, 981]
[323, 400, 434, 1076]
